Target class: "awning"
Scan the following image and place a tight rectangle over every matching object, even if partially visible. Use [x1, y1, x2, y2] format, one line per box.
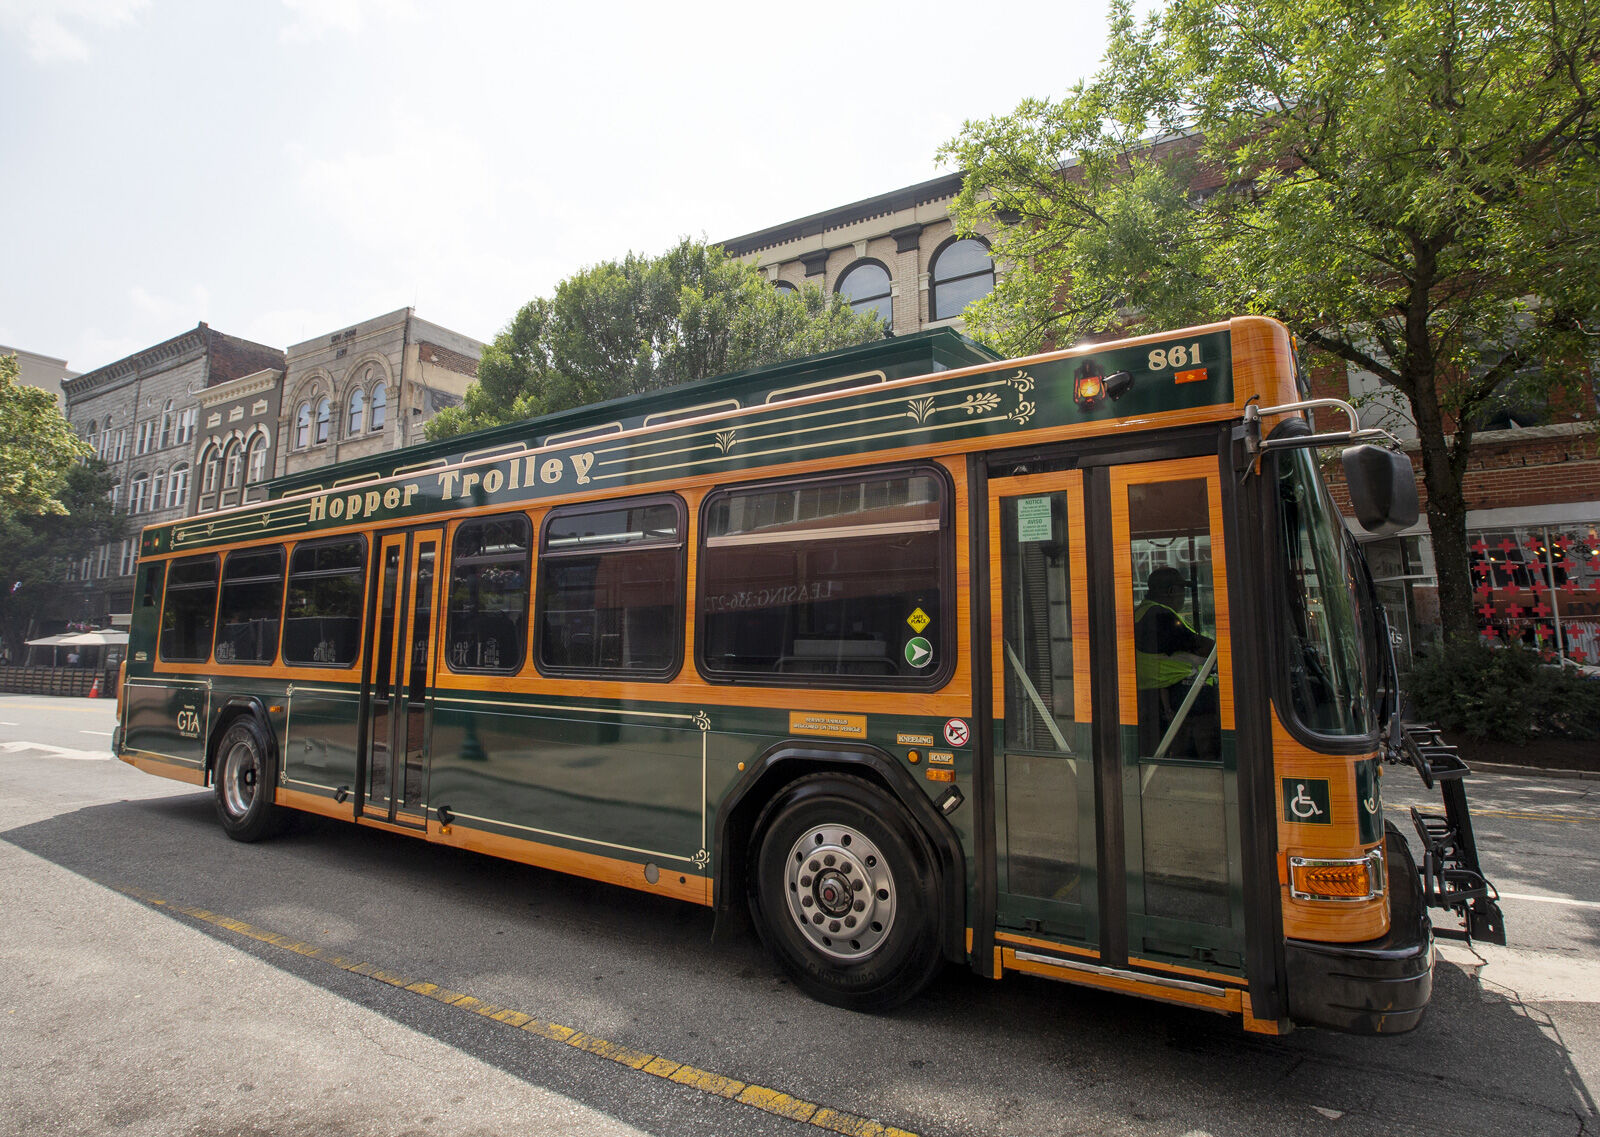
[24, 634, 71, 646]
[56, 630, 129, 647]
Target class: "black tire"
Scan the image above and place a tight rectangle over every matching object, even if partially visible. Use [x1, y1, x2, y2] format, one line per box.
[212, 715, 285, 842]
[749, 773, 943, 1012]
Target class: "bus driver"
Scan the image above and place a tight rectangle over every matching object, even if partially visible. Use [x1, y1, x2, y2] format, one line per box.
[1134, 566, 1220, 761]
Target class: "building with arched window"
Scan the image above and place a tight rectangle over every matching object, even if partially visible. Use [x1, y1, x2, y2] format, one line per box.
[274, 308, 482, 481]
[60, 323, 284, 627]
[192, 365, 284, 514]
[720, 172, 997, 338]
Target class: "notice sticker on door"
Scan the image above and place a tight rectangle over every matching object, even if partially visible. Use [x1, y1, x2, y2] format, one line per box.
[1017, 497, 1053, 542]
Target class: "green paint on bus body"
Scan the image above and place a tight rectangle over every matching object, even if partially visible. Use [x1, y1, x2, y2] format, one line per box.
[139, 331, 1233, 557]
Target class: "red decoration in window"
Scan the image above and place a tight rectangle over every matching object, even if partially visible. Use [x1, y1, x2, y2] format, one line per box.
[1472, 538, 1489, 555]
[1499, 538, 1519, 555]
[1534, 601, 1551, 618]
[1478, 603, 1496, 620]
[1505, 605, 1523, 619]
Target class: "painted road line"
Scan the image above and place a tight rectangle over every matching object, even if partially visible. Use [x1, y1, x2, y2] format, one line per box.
[115, 884, 916, 1137]
[0, 741, 110, 761]
[80, 730, 113, 737]
[0, 701, 103, 712]
[1499, 891, 1600, 910]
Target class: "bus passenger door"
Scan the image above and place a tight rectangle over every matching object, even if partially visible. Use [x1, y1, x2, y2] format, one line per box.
[988, 471, 1099, 948]
[362, 528, 442, 828]
[1106, 458, 1245, 978]
[988, 458, 1245, 981]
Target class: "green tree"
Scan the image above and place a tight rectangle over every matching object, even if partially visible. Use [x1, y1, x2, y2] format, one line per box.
[943, 0, 1600, 641]
[0, 353, 92, 519]
[427, 238, 886, 438]
[0, 460, 123, 658]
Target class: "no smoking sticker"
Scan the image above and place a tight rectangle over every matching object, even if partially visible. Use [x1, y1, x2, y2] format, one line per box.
[943, 719, 970, 747]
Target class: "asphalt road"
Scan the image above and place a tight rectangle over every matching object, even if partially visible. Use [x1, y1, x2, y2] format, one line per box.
[2, 694, 1596, 1137]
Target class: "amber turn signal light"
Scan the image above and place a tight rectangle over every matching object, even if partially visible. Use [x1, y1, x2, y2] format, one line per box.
[1289, 848, 1385, 902]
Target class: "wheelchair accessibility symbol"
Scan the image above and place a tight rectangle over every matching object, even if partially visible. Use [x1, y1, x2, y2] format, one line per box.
[1282, 778, 1332, 825]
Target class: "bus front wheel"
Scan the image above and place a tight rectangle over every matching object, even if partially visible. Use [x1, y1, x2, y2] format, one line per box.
[212, 716, 285, 842]
[750, 773, 942, 1011]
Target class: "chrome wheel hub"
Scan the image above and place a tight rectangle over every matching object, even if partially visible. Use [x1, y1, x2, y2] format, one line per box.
[221, 741, 259, 818]
[783, 823, 895, 962]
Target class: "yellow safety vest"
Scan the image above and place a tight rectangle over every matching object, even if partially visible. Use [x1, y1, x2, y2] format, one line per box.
[1133, 599, 1202, 690]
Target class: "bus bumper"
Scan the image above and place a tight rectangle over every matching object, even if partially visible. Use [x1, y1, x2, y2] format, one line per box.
[1284, 828, 1433, 1035]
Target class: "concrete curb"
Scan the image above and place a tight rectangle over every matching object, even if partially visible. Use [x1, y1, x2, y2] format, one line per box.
[1467, 761, 1600, 782]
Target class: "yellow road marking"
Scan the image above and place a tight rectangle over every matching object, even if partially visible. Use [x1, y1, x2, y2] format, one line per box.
[116, 884, 915, 1136]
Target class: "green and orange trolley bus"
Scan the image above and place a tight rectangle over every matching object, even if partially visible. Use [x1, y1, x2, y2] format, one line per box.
[114, 315, 1503, 1033]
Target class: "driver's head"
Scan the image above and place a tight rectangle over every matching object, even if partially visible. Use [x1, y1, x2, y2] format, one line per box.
[1145, 567, 1187, 606]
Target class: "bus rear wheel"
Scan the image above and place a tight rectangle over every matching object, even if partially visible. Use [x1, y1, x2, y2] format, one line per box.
[750, 773, 942, 1012]
[212, 716, 284, 842]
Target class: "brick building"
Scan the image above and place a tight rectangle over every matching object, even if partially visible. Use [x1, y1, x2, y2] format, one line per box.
[722, 173, 1600, 663]
[1315, 365, 1600, 666]
[61, 324, 286, 625]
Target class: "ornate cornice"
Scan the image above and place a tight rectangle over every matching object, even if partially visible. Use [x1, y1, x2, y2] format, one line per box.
[198, 368, 283, 407]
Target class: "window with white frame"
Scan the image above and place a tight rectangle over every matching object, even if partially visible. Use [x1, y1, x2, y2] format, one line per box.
[246, 435, 269, 483]
[176, 407, 196, 446]
[295, 403, 311, 448]
[168, 464, 190, 510]
[152, 469, 166, 511]
[135, 420, 154, 456]
[119, 540, 137, 577]
[223, 439, 243, 490]
[97, 544, 111, 579]
[201, 446, 220, 494]
[370, 384, 387, 431]
[159, 400, 175, 449]
[315, 398, 331, 445]
[347, 387, 365, 435]
[129, 474, 150, 513]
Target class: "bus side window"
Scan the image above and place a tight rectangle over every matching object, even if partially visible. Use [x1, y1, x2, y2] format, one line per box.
[140, 561, 165, 611]
[216, 547, 285, 665]
[698, 467, 951, 686]
[446, 514, 531, 674]
[283, 537, 366, 667]
[537, 496, 684, 677]
[160, 555, 219, 663]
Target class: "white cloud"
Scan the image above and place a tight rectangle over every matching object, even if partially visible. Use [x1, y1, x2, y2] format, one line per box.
[278, 0, 416, 42]
[0, 0, 148, 63]
[129, 283, 211, 325]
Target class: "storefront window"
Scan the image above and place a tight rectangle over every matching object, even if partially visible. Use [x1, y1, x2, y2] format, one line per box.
[1471, 525, 1600, 665]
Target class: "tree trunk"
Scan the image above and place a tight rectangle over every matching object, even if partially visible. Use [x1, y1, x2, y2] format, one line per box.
[1408, 382, 1478, 643]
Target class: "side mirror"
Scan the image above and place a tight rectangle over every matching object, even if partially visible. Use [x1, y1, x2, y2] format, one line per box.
[1341, 445, 1419, 535]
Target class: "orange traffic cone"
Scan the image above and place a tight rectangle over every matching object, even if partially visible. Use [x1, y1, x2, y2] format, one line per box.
[89, 674, 101, 699]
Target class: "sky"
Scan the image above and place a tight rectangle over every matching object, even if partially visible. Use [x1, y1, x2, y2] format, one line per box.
[0, 0, 1112, 373]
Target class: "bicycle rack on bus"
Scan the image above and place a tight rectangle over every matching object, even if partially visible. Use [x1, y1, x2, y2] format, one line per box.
[1390, 722, 1507, 944]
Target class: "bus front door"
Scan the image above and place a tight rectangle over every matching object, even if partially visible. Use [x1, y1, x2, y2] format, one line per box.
[361, 528, 442, 829]
[989, 457, 1246, 985]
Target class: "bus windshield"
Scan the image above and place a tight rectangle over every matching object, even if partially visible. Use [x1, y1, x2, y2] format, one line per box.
[1275, 447, 1375, 738]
